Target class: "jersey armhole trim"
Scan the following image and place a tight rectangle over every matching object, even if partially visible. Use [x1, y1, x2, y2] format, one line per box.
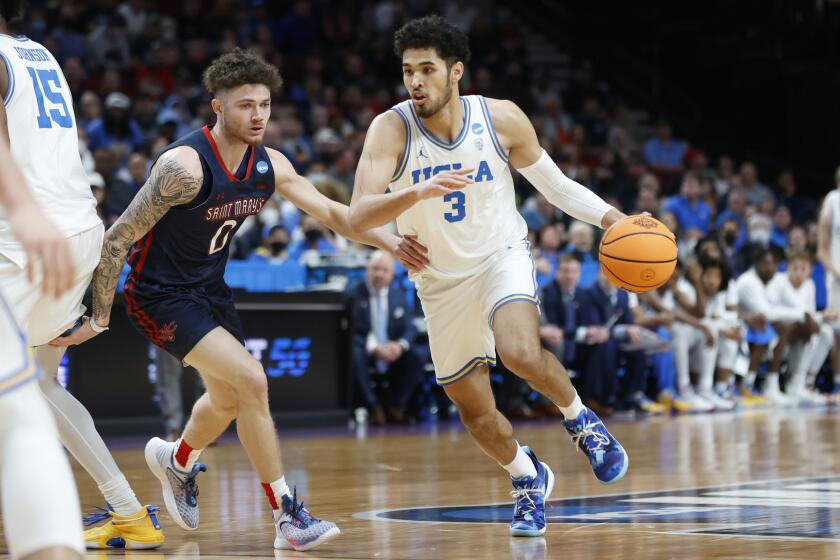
[0, 51, 15, 106]
[479, 96, 510, 163]
[390, 107, 411, 182]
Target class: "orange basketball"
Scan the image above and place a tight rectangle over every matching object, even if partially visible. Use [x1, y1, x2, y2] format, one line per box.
[598, 215, 678, 292]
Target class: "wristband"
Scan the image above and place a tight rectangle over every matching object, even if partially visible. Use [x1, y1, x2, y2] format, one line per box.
[88, 316, 109, 333]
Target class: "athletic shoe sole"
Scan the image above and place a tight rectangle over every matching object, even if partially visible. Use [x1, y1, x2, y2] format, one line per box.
[274, 526, 341, 551]
[600, 449, 629, 485]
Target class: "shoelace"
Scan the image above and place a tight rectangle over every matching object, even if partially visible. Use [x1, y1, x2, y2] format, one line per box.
[510, 487, 544, 519]
[82, 504, 113, 527]
[570, 421, 611, 454]
[285, 488, 315, 528]
[180, 463, 207, 505]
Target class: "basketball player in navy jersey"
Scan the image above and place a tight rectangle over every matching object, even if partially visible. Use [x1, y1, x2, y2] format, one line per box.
[54, 48, 427, 552]
[349, 15, 628, 537]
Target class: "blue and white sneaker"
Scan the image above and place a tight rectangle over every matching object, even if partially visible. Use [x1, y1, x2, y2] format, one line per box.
[562, 407, 628, 484]
[274, 489, 340, 551]
[144, 437, 206, 531]
[509, 447, 555, 537]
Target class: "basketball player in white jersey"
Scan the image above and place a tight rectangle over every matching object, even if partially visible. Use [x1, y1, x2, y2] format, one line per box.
[0, 86, 82, 559]
[0, 2, 163, 549]
[817, 165, 840, 391]
[349, 15, 628, 537]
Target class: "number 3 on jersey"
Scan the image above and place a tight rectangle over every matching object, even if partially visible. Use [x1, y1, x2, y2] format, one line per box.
[444, 191, 466, 223]
[209, 220, 237, 255]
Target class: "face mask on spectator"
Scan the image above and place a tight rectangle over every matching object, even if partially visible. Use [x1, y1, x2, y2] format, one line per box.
[270, 241, 288, 255]
[305, 229, 323, 244]
[749, 228, 771, 245]
[723, 231, 737, 246]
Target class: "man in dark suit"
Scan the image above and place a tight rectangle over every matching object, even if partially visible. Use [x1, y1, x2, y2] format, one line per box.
[349, 251, 424, 425]
[574, 272, 649, 415]
[541, 253, 585, 369]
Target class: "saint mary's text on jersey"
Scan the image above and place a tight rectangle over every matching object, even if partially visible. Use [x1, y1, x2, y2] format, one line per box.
[204, 196, 266, 222]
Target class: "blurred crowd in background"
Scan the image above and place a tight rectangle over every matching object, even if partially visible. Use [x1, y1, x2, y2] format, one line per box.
[12, 0, 838, 425]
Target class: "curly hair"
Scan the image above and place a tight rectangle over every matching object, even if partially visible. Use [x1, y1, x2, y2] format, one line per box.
[0, 0, 26, 23]
[202, 48, 283, 95]
[393, 14, 471, 68]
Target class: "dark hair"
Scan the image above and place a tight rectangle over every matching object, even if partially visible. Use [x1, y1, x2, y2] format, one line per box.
[559, 252, 582, 265]
[751, 245, 777, 265]
[699, 255, 731, 288]
[393, 14, 471, 68]
[0, 0, 25, 22]
[695, 234, 722, 258]
[202, 48, 282, 95]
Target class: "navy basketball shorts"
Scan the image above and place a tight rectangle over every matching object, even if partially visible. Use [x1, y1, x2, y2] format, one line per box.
[124, 280, 245, 361]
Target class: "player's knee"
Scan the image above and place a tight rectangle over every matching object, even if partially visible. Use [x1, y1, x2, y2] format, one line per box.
[236, 361, 269, 404]
[499, 344, 544, 380]
[457, 404, 496, 431]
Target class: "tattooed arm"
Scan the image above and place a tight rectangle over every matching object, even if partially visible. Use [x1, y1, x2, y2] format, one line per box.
[50, 147, 204, 346]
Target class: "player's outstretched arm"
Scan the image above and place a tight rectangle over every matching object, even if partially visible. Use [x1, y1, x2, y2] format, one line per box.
[486, 98, 625, 230]
[348, 112, 473, 231]
[50, 147, 204, 347]
[268, 148, 429, 270]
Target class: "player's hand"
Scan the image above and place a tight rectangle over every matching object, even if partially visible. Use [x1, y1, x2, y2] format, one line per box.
[7, 200, 75, 298]
[48, 316, 103, 347]
[393, 234, 429, 271]
[416, 167, 474, 200]
[824, 309, 839, 323]
[600, 208, 627, 230]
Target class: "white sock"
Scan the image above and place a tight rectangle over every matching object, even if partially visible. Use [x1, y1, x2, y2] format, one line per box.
[714, 381, 728, 395]
[745, 371, 757, 388]
[557, 394, 584, 420]
[271, 476, 291, 501]
[264, 476, 292, 521]
[502, 444, 538, 479]
[834, 374, 840, 386]
[35, 346, 143, 515]
[99, 475, 143, 516]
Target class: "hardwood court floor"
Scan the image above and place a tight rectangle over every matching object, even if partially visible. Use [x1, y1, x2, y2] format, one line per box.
[9, 409, 840, 560]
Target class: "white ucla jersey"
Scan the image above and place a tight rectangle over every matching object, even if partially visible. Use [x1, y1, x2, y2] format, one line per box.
[389, 95, 527, 278]
[0, 34, 99, 266]
[823, 189, 840, 267]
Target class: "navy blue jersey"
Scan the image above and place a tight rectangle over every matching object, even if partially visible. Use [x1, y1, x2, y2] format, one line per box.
[126, 126, 274, 288]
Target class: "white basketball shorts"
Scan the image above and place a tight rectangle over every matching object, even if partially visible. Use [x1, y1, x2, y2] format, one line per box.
[415, 240, 539, 386]
[0, 224, 103, 346]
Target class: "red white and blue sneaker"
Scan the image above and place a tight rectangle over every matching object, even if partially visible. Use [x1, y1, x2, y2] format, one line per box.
[274, 489, 340, 551]
[145, 437, 206, 531]
[509, 447, 555, 537]
[562, 407, 628, 484]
